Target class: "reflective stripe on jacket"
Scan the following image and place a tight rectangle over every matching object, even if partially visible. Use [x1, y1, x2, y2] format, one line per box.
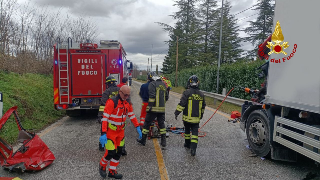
[101, 95, 139, 133]
[175, 88, 206, 123]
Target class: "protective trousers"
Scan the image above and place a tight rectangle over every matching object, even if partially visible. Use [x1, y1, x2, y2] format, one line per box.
[142, 113, 166, 136]
[99, 128, 125, 173]
[139, 102, 148, 126]
[183, 121, 199, 150]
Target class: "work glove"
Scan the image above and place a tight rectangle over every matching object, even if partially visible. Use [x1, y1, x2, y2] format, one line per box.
[175, 114, 178, 120]
[136, 126, 142, 139]
[99, 134, 107, 148]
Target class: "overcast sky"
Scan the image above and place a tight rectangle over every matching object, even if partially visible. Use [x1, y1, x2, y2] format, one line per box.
[18, 0, 257, 71]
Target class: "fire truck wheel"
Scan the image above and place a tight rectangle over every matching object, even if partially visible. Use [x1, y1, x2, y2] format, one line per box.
[246, 110, 270, 157]
[66, 110, 82, 117]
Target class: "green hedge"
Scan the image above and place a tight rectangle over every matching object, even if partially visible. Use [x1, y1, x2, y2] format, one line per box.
[137, 75, 147, 81]
[165, 60, 265, 100]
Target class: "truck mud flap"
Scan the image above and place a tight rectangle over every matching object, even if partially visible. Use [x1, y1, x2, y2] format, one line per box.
[0, 106, 55, 172]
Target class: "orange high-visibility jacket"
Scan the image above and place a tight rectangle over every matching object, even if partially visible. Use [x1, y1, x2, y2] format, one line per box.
[101, 95, 139, 133]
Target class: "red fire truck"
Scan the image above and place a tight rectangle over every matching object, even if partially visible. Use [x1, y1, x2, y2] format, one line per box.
[53, 39, 132, 116]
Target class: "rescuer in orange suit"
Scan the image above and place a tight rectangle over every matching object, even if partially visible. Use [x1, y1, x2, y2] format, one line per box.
[99, 85, 142, 179]
[98, 76, 119, 151]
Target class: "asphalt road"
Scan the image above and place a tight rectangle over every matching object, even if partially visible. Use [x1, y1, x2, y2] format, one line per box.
[0, 81, 319, 180]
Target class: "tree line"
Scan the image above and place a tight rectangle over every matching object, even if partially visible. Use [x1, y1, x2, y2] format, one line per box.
[0, 0, 98, 74]
[158, 0, 274, 74]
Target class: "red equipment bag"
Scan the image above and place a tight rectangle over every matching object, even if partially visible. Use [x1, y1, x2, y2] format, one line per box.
[0, 106, 55, 172]
[230, 111, 241, 119]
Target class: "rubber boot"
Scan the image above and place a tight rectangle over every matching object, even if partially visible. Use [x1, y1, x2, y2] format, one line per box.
[137, 134, 147, 146]
[184, 139, 190, 149]
[99, 164, 107, 178]
[160, 134, 166, 147]
[190, 142, 197, 156]
[108, 170, 123, 179]
[99, 142, 104, 151]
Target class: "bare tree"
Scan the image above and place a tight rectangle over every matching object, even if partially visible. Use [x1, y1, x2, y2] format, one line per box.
[0, 0, 99, 74]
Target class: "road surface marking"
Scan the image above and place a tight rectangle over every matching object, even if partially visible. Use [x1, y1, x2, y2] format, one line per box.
[153, 139, 169, 180]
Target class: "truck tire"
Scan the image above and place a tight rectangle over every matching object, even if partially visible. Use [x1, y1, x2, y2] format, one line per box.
[66, 110, 81, 117]
[246, 110, 270, 157]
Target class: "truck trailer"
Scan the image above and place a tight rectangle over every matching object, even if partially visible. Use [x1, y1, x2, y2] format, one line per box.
[53, 39, 132, 116]
[240, 0, 320, 163]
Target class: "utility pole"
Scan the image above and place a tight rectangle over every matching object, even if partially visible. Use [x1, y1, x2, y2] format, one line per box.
[148, 58, 149, 72]
[156, 65, 158, 74]
[175, 36, 179, 87]
[215, 0, 224, 105]
[151, 44, 153, 72]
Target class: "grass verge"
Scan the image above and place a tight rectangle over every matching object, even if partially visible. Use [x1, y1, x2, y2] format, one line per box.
[0, 71, 65, 144]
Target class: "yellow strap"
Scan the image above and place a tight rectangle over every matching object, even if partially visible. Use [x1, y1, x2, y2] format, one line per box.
[151, 107, 165, 112]
[188, 100, 192, 117]
[176, 105, 185, 112]
[108, 123, 117, 131]
[156, 87, 159, 107]
[160, 128, 166, 134]
[182, 115, 200, 123]
[142, 129, 149, 134]
[191, 139, 198, 143]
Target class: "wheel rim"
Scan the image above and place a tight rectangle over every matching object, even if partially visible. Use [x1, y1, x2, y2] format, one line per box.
[248, 119, 266, 146]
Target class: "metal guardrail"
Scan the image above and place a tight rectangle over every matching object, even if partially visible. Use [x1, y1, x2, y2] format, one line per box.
[133, 80, 246, 106]
[200, 90, 246, 106]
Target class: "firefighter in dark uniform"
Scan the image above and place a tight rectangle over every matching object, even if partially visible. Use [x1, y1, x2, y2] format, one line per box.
[137, 72, 168, 147]
[98, 76, 120, 151]
[174, 75, 206, 156]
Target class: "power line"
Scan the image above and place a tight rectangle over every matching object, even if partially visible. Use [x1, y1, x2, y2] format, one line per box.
[233, 4, 258, 16]
[236, 13, 259, 23]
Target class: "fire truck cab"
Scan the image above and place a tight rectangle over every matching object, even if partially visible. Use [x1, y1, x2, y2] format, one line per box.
[53, 39, 132, 116]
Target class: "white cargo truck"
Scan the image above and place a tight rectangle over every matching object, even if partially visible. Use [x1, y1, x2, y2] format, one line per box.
[240, 0, 320, 163]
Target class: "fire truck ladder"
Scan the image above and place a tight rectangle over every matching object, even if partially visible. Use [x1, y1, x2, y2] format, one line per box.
[57, 38, 72, 104]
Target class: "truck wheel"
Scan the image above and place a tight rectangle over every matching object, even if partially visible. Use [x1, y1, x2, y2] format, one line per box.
[66, 110, 81, 117]
[246, 110, 270, 157]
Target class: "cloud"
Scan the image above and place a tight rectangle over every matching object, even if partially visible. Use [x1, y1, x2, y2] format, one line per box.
[33, 0, 138, 18]
[21, 0, 258, 70]
[127, 52, 164, 71]
[119, 23, 169, 54]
